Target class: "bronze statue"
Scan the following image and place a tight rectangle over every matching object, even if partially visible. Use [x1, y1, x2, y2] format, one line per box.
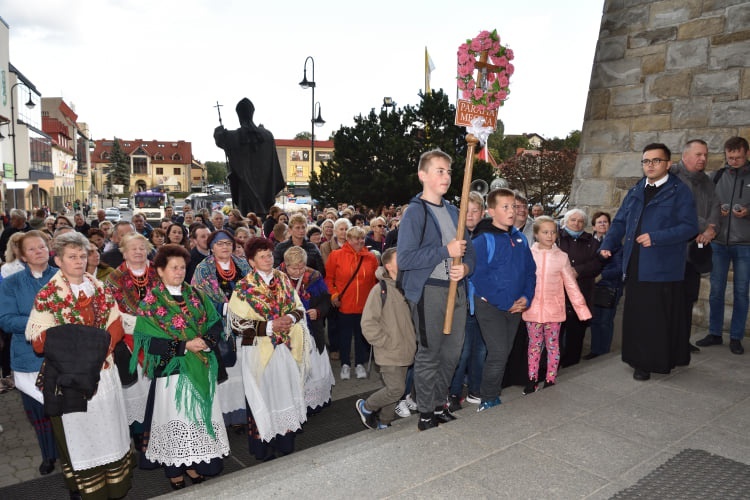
[214, 98, 285, 218]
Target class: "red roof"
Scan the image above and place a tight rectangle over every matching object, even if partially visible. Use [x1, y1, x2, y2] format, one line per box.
[91, 138, 193, 165]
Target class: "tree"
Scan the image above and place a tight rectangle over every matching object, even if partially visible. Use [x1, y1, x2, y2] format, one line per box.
[295, 131, 311, 140]
[309, 89, 495, 208]
[543, 130, 581, 152]
[499, 148, 577, 216]
[205, 161, 228, 184]
[108, 138, 130, 195]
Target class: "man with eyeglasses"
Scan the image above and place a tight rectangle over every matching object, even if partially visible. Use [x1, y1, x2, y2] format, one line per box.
[697, 136, 750, 355]
[600, 143, 698, 381]
[670, 139, 721, 354]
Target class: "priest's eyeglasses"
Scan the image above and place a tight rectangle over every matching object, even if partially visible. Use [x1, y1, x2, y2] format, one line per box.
[640, 158, 668, 166]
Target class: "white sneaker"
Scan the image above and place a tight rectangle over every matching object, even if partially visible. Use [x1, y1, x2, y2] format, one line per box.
[395, 400, 412, 418]
[405, 394, 418, 411]
[340, 364, 351, 380]
[355, 364, 367, 379]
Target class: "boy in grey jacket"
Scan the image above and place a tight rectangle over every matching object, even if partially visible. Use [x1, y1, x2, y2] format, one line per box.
[356, 249, 417, 429]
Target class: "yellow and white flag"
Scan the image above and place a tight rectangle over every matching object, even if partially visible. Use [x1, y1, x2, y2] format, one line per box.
[425, 47, 436, 93]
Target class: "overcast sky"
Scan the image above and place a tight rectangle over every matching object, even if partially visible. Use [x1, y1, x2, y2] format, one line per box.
[3, 0, 604, 162]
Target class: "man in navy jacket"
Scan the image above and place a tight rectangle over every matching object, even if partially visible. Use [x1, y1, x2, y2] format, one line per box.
[600, 143, 698, 381]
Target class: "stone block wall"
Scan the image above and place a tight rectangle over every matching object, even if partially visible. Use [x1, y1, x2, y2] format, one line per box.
[573, 0, 750, 330]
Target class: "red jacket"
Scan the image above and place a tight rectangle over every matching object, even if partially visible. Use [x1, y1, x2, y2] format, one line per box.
[324, 242, 378, 315]
[523, 243, 591, 324]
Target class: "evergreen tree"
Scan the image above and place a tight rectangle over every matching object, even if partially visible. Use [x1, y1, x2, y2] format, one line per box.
[310, 89, 494, 207]
[108, 138, 130, 195]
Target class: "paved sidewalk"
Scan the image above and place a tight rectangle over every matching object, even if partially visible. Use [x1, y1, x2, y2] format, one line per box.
[169, 331, 750, 499]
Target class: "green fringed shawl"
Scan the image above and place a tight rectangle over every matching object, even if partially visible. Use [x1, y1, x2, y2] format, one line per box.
[131, 284, 221, 437]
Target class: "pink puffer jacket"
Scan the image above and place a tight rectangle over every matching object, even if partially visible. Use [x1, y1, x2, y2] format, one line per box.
[522, 243, 592, 324]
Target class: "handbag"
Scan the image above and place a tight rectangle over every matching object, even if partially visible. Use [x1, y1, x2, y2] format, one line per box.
[593, 286, 617, 309]
[332, 257, 363, 308]
[216, 332, 237, 367]
[114, 340, 138, 386]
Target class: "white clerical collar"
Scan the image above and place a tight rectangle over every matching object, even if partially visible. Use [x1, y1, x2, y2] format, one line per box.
[645, 173, 669, 189]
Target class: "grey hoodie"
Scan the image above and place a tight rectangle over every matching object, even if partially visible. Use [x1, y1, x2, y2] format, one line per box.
[670, 161, 720, 233]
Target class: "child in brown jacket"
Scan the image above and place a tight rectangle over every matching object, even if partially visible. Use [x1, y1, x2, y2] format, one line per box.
[355, 248, 417, 429]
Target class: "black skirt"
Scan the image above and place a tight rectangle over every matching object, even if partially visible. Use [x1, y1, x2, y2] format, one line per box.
[622, 279, 689, 373]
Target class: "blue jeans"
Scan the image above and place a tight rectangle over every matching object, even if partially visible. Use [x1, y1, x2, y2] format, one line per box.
[449, 314, 486, 396]
[589, 290, 622, 355]
[709, 243, 750, 340]
[337, 313, 370, 366]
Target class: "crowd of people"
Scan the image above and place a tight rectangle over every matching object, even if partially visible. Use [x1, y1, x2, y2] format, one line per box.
[0, 136, 747, 498]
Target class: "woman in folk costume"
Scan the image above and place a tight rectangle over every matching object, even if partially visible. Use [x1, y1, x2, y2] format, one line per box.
[103, 233, 160, 457]
[26, 231, 134, 500]
[278, 245, 335, 412]
[228, 237, 311, 461]
[191, 229, 251, 427]
[131, 244, 230, 490]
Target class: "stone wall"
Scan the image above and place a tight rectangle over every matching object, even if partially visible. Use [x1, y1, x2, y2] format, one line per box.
[573, 0, 750, 330]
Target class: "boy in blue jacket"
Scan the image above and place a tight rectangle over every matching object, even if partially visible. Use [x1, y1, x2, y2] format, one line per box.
[470, 188, 536, 411]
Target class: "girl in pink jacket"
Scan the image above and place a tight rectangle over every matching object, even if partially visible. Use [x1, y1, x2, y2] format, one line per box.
[522, 216, 591, 394]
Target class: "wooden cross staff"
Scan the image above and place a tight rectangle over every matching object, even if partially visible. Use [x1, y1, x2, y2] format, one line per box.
[443, 133, 480, 334]
[443, 47, 497, 334]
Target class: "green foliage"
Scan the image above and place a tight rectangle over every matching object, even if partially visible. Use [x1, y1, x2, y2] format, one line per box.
[295, 131, 312, 140]
[309, 89, 494, 208]
[543, 130, 581, 151]
[205, 161, 228, 184]
[108, 138, 130, 195]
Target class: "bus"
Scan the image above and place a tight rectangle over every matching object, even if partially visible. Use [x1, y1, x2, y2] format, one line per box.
[131, 190, 169, 224]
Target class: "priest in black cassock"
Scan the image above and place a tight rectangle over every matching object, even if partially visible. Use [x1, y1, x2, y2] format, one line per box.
[599, 143, 699, 381]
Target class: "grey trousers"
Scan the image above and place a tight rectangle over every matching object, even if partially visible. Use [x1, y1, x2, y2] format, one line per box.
[475, 300, 520, 401]
[409, 284, 467, 414]
[365, 365, 409, 424]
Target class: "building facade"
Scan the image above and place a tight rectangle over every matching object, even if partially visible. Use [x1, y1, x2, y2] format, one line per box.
[90, 138, 194, 202]
[274, 138, 334, 199]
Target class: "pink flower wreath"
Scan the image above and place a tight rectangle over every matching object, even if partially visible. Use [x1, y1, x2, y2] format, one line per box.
[457, 29, 514, 112]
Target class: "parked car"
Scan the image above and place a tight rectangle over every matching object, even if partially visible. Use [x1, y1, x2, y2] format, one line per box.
[105, 207, 121, 222]
[118, 198, 130, 210]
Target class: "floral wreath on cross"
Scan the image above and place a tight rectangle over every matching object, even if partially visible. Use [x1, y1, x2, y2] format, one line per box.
[457, 29, 514, 112]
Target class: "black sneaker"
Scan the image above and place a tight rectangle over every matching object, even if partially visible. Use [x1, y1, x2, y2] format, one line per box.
[434, 408, 457, 424]
[730, 339, 744, 355]
[447, 394, 462, 412]
[543, 381, 556, 389]
[356, 399, 377, 429]
[522, 381, 538, 395]
[695, 334, 722, 347]
[689, 343, 700, 353]
[417, 413, 437, 431]
[465, 392, 481, 404]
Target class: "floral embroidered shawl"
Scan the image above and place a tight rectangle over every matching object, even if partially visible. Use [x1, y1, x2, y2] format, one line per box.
[104, 263, 160, 315]
[227, 268, 308, 366]
[26, 271, 120, 343]
[192, 254, 251, 313]
[132, 283, 221, 436]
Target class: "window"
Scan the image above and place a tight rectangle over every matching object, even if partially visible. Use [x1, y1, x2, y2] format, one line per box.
[172, 153, 181, 161]
[174, 167, 181, 175]
[133, 157, 148, 175]
[156, 167, 163, 175]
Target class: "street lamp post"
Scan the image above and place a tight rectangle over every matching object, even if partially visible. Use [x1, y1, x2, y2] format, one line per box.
[9, 82, 36, 210]
[299, 56, 325, 195]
